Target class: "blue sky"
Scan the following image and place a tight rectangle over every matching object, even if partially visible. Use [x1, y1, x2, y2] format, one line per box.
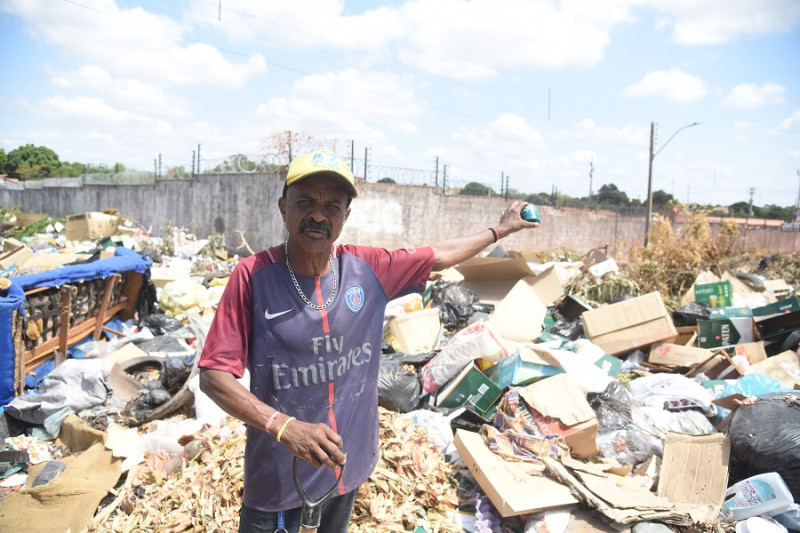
[1, 0, 799, 208]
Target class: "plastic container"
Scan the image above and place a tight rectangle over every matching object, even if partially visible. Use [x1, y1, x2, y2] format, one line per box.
[734, 516, 788, 533]
[724, 472, 794, 521]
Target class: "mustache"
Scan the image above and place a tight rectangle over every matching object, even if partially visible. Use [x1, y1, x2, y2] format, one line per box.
[300, 218, 333, 238]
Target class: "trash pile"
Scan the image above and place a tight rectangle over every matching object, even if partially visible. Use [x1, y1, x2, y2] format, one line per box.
[0, 209, 799, 533]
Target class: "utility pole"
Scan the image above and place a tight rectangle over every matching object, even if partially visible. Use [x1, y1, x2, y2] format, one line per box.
[350, 140, 355, 172]
[505, 175, 509, 200]
[434, 156, 439, 187]
[644, 121, 701, 246]
[197, 144, 201, 174]
[588, 160, 594, 209]
[442, 164, 447, 194]
[500, 171, 504, 197]
[749, 187, 755, 217]
[795, 169, 800, 224]
[363, 147, 368, 181]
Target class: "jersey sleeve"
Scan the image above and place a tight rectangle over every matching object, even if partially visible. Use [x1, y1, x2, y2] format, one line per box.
[339, 245, 435, 301]
[199, 253, 264, 378]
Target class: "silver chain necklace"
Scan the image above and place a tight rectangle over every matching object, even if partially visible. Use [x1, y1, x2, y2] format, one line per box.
[284, 241, 337, 311]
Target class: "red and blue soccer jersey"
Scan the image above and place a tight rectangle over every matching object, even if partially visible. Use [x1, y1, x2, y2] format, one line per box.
[200, 244, 434, 512]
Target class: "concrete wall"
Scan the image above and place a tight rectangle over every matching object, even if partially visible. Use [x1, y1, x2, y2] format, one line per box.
[2, 171, 799, 256]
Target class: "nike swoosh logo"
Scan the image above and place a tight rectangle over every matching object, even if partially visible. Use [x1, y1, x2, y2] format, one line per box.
[264, 307, 294, 320]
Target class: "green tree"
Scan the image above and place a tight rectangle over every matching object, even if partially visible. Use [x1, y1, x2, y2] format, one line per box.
[460, 182, 494, 196]
[651, 190, 675, 208]
[6, 144, 61, 179]
[596, 183, 629, 205]
[729, 201, 751, 217]
[0, 148, 7, 173]
[377, 177, 396, 184]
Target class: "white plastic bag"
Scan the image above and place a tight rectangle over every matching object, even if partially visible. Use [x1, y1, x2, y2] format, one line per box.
[420, 319, 508, 393]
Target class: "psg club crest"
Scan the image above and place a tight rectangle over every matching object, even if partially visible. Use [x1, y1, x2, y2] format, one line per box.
[344, 285, 364, 313]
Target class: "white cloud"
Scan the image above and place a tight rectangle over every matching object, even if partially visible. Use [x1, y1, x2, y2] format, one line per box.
[554, 119, 647, 146]
[252, 68, 424, 144]
[623, 69, 707, 103]
[778, 109, 800, 133]
[50, 66, 192, 117]
[2, 0, 266, 88]
[733, 121, 755, 130]
[721, 83, 785, 108]
[191, 0, 639, 80]
[650, 0, 800, 45]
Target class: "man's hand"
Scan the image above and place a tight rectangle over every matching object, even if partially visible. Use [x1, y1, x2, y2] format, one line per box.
[278, 418, 346, 470]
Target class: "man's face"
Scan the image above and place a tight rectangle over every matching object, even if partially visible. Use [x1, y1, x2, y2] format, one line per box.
[279, 173, 351, 255]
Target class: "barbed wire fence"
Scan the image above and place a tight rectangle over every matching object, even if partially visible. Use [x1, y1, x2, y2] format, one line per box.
[1, 143, 520, 198]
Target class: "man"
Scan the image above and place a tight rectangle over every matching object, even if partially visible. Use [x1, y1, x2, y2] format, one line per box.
[199, 149, 537, 533]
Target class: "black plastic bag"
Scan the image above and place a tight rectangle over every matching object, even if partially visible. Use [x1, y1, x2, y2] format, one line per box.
[431, 281, 478, 307]
[550, 318, 583, 340]
[672, 301, 710, 327]
[439, 302, 474, 328]
[140, 312, 184, 336]
[377, 354, 422, 413]
[728, 392, 800, 501]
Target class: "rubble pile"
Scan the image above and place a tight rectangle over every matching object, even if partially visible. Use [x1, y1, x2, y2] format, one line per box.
[0, 208, 799, 533]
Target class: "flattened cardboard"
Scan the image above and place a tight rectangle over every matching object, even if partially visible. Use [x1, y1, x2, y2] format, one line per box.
[649, 343, 712, 367]
[657, 432, 730, 524]
[749, 350, 800, 389]
[520, 373, 600, 459]
[0, 242, 34, 270]
[453, 429, 577, 517]
[580, 292, 677, 355]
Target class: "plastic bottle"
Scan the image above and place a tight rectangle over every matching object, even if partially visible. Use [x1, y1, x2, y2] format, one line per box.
[723, 472, 794, 521]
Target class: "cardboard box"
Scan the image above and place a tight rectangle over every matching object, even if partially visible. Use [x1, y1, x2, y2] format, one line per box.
[649, 342, 712, 367]
[15, 212, 48, 227]
[455, 258, 563, 306]
[488, 279, 546, 344]
[580, 292, 677, 355]
[729, 341, 767, 364]
[657, 432, 730, 524]
[384, 307, 440, 354]
[65, 210, 120, 241]
[671, 325, 697, 346]
[453, 429, 577, 517]
[0, 240, 34, 270]
[436, 362, 503, 417]
[694, 281, 733, 307]
[708, 307, 752, 319]
[697, 317, 754, 348]
[484, 351, 563, 388]
[685, 351, 742, 380]
[751, 296, 800, 341]
[519, 373, 600, 459]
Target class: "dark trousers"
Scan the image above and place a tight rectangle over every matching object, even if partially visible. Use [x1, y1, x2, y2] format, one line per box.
[238, 489, 359, 533]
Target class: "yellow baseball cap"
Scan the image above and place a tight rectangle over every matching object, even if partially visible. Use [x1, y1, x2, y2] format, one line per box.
[285, 150, 358, 197]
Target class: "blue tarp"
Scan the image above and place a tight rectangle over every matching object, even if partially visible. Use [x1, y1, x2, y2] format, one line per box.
[0, 247, 152, 406]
